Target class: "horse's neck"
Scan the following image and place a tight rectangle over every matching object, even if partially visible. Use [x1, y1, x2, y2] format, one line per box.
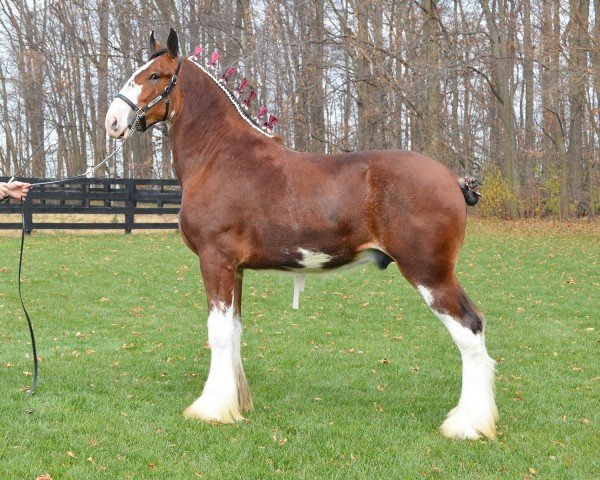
[170, 59, 276, 184]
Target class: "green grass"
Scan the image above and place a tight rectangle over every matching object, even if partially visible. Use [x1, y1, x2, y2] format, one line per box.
[0, 221, 598, 479]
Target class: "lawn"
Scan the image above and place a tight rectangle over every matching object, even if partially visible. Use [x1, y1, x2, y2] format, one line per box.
[0, 220, 598, 479]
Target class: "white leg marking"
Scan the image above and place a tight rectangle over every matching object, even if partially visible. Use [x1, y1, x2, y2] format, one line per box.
[298, 273, 307, 292]
[184, 303, 245, 423]
[417, 285, 434, 307]
[234, 316, 253, 412]
[418, 286, 498, 440]
[292, 273, 308, 309]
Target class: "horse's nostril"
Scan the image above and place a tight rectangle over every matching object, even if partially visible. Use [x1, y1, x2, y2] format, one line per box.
[111, 119, 119, 132]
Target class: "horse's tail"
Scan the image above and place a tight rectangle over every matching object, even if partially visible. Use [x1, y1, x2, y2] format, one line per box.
[458, 176, 481, 206]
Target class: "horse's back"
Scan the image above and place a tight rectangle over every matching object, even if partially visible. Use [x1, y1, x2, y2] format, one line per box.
[293, 149, 466, 220]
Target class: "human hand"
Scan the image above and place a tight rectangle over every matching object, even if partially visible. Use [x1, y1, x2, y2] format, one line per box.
[0, 181, 31, 200]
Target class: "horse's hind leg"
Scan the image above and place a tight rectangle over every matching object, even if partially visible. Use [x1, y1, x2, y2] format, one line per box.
[417, 277, 498, 440]
[184, 255, 251, 423]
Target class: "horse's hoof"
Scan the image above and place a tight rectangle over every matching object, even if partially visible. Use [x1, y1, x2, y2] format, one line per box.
[183, 394, 244, 424]
[440, 407, 497, 440]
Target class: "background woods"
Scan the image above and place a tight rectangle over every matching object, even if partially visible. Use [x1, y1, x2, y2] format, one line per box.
[0, 0, 598, 218]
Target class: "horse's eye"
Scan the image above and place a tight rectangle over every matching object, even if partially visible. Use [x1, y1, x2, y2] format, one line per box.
[150, 73, 160, 81]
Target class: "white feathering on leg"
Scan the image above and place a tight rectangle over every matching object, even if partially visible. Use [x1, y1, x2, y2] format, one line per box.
[417, 286, 498, 440]
[437, 312, 497, 439]
[184, 303, 244, 423]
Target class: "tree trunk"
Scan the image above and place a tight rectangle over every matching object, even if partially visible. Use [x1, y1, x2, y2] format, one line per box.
[355, 1, 374, 150]
[306, 0, 326, 152]
[0, 64, 17, 174]
[423, 0, 442, 162]
[522, 0, 535, 190]
[96, 0, 109, 175]
[567, 0, 590, 215]
[481, 0, 519, 200]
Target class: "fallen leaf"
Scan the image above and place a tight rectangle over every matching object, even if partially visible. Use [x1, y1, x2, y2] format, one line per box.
[35, 475, 52, 480]
[378, 358, 390, 365]
[513, 391, 524, 401]
[528, 467, 537, 475]
[67, 451, 76, 458]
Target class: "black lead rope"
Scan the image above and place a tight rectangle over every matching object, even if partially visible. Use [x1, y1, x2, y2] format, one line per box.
[18, 201, 38, 395]
[6, 130, 134, 396]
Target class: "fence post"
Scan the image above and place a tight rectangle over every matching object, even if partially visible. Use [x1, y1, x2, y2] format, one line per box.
[158, 183, 164, 208]
[24, 195, 33, 234]
[83, 181, 90, 207]
[125, 179, 135, 234]
[104, 180, 111, 207]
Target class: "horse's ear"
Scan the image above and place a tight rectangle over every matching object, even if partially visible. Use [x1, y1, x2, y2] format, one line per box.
[149, 31, 161, 53]
[167, 28, 179, 59]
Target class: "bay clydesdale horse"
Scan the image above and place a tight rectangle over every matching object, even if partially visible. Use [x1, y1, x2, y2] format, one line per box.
[105, 29, 497, 440]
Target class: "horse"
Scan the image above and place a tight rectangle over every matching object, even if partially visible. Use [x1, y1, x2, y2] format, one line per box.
[105, 29, 497, 440]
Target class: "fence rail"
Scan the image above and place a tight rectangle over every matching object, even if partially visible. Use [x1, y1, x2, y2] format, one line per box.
[0, 177, 181, 233]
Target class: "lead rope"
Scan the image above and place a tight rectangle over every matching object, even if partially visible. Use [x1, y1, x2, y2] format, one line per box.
[18, 202, 38, 395]
[11, 129, 136, 394]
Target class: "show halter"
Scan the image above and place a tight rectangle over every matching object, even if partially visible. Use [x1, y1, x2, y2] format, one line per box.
[115, 57, 183, 132]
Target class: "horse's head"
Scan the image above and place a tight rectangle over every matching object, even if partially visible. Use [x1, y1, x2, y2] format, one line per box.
[106, 28, 181, 139]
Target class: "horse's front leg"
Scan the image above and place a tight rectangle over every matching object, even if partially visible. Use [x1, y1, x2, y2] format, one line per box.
[184, 255, 250, 423]
[234, 270, 254, 413]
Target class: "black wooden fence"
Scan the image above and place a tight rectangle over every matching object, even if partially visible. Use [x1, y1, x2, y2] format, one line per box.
[0, 177, 181, 233]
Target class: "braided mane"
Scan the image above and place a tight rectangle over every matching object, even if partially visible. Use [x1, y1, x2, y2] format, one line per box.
[147, 46, 278, 138]
[186, 48, 277, 138]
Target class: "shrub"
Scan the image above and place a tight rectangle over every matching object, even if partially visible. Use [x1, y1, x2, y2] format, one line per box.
[476, 165, 519, 218]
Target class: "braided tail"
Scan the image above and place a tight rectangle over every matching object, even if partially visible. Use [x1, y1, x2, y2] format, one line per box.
[458, 176, 481, 206]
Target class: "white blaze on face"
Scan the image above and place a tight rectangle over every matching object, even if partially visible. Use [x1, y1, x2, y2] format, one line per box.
[105, 59, 156, 139]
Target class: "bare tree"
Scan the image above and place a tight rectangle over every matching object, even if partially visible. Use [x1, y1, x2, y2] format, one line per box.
[0, 0, 596, 218]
